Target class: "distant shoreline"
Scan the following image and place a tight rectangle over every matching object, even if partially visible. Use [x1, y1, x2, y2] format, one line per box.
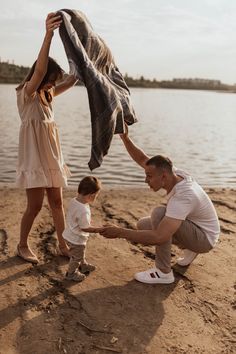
[1, 61, 235, 92]
[0, 81, 235, 94]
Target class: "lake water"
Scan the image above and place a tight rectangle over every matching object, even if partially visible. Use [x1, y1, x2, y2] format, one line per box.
[0, 84, 235, 187]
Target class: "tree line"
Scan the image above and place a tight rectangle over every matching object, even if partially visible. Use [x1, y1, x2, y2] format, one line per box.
[0, 61, 235, 92]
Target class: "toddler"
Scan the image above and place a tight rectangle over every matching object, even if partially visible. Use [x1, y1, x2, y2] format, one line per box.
[63, 176, 101, 281]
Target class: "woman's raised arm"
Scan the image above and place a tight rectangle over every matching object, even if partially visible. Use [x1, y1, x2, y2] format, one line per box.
[25, 13, 62, 96]
[54, 75, 78, 96]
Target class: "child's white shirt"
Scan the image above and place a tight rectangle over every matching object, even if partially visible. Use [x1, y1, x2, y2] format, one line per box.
[62, 198, 91, 245]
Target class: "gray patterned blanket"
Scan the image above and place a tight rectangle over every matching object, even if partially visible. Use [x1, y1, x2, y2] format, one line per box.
[58, 9, 137, 170]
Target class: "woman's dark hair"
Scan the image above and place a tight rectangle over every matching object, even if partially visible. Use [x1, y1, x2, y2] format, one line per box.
[16, 57, 64, 91]
[39, 57, 64, 89]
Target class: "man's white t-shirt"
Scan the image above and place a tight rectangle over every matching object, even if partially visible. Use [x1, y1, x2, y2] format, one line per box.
[62, 198, 91, 245]
[165, 169, 220, 247]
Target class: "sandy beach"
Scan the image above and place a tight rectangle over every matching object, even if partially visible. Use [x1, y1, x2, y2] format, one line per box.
[0, 186, 235, 354]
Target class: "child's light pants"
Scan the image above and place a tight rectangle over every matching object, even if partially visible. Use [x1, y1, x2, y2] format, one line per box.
[65, 241, 86, 274]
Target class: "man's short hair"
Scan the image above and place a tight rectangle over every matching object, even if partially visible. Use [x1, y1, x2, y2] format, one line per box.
[78, 176, 101, 195]
[146, 155, 173, 173]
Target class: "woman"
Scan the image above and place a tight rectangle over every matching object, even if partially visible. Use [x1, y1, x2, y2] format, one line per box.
[16, 13, 77, 263]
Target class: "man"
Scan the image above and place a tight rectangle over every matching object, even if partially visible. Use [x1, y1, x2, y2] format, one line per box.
[89, 126, 220, 284]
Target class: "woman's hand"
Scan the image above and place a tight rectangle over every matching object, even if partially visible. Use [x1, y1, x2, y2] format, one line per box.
[24, 13, 62, 96]
[45, 12, 62, 36]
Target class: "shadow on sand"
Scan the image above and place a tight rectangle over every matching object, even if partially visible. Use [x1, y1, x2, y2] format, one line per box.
[0, 251, 190, 354]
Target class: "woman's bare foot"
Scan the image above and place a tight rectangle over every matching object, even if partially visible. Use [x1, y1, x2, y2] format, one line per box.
[17, 244, 39, 264]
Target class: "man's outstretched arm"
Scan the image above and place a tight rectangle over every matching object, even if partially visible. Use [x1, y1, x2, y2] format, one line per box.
[88, 217, 183, 245]
[120, 124, 150, 169]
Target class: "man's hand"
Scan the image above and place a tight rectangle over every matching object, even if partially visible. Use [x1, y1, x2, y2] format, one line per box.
[99, 224, 122, 239]
[82, 224, 122, 238]
[119, 123, 128, 140]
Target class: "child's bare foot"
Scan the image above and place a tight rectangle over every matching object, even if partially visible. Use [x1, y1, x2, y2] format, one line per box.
[16, 244, 39, 264]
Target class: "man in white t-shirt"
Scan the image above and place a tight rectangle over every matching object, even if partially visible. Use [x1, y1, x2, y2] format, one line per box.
[89, 126, 220, 284]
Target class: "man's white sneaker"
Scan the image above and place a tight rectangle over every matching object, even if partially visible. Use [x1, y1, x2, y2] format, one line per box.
[134, 267, 174, 284]
[177, 249, 198, 266]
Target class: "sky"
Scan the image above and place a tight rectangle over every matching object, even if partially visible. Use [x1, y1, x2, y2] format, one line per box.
[1, 0, 236, 84]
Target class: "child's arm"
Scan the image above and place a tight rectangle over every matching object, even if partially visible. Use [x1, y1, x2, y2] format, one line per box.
[81, 223, 114, 233]
[81, 226, 103, 233]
